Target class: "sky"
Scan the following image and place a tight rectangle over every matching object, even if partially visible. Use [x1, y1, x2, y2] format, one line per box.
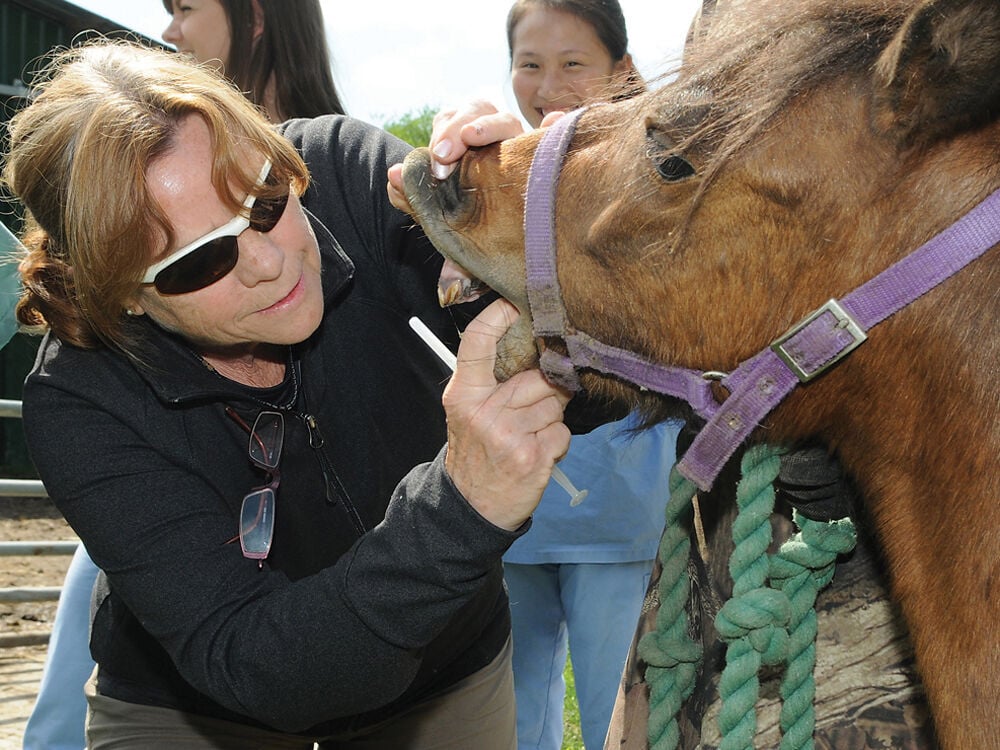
[67, 0, 703, 127]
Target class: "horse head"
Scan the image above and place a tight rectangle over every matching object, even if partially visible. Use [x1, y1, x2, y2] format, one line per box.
[402, 2, 1000, 745]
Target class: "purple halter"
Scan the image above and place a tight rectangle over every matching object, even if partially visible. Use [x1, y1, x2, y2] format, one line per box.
[524, 106, 1000, 490]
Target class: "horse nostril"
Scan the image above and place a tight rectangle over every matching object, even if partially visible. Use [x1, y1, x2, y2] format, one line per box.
[433, 169, 466, 214]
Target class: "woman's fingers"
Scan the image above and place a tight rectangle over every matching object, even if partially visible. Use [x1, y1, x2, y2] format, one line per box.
[386, 164, 412, 214]
[428, 102, 525, 180]
[387, 102, 525, 196]
[539, 110, 567, 128]
[449, 298, 516, 388]
[443, 299, 571, 530]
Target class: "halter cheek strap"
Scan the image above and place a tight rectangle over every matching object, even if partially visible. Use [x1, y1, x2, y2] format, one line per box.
[525, 107, 717, 412]
[524, 108, 590, 391]
[523, 106, 1000, 490]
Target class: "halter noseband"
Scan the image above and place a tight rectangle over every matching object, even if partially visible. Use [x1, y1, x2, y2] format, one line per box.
[524, 106, 1000, 490]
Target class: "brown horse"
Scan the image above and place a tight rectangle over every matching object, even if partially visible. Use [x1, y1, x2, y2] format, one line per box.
[400, 0, 999, 747]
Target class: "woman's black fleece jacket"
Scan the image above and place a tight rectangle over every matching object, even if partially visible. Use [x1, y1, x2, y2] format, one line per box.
[20, 116, 522, 735]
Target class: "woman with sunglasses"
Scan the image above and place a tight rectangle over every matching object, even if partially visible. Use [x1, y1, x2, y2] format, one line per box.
[4, 41, 563, 749]
[23, 5, 345, 749]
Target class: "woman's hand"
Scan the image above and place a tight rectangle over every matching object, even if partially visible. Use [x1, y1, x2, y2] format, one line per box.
[387, 100, 525, 212]
[442, 298, 571, 531]
[425, 100, 525, 179]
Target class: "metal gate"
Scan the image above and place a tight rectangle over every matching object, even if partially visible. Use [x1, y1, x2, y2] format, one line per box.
[0, 398, 77, 646]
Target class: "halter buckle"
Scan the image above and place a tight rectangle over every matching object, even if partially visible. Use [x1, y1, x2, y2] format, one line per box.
[770, 299, 867, 382]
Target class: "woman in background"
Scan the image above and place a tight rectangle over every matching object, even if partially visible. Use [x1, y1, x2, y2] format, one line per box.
[388, 8, 676, 747]
[507, 0, 642, 125]
[387, 3, 865, 747]
[161, 0, 344, 120]
[503, 3, 680, 749]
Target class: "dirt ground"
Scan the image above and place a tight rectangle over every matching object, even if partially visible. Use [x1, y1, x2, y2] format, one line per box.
[0, 496, 76, 748]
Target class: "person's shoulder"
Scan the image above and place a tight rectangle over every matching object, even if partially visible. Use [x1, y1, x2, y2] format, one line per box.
[30, 331, 103, 379]
[277, 113, 346, 140]
[278, 115, 412, 225]
[277, 114, 401, 157]
[23, 332, 135, 420]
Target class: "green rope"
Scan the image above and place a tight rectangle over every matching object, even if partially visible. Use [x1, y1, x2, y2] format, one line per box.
[639, 465, 703, 750]
[643, 443, 857, 750]
[715, 444, 789, 750]
[769, 511, 857, 750]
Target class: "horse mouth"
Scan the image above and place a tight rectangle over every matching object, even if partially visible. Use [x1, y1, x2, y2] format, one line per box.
[438, 258, 492, 307]
[400, 149, 476, 296]
[400, 147, 540, 380]
[437, 253, 538, 381]
[400, 149, 496, 306]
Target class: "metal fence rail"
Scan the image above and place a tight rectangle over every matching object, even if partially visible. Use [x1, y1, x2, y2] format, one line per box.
[0, 541, 78, 556]
[0, 587, 62, 603]
[0, 633, 50, 647]
[0, 478, 47, 497]
[0, 399, 77, 629]
[0, 399, 46, 496]
[0, 399, 22, 418]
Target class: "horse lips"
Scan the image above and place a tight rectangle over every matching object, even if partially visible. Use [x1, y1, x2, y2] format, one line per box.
[437, 257, 491, 307]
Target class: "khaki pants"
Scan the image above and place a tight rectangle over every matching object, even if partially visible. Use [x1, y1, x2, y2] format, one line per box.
[85, 638, 515, 750]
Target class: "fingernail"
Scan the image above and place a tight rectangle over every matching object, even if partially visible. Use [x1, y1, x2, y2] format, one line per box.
[432, 139, 453, 159]
[431, 161, 456, 180]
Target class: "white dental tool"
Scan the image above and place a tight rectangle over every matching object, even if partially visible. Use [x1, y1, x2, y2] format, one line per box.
[408, 316, 589, 506]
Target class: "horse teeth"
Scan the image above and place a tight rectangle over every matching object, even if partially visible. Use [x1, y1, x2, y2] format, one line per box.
[437, 278, 491, 307]
[438, 280, 464, 307]
[437, 278, 475, 307]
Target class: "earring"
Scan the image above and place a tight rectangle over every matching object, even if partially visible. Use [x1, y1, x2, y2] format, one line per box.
[125, 308, 135, 316]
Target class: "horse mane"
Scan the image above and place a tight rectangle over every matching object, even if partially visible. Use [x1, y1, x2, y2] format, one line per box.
[665, 0, 915, 185]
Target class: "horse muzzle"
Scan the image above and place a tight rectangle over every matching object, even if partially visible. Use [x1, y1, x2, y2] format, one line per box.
[401, 147, 541, 380]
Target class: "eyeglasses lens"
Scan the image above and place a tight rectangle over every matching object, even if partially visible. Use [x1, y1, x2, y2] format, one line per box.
[154, 237, 240, 295]
[239, 411, 284, 562]
[249, 410, 284, 468]
[240, 489, 275, 560]
[153, 191, 290, 296]
[249, 193, 289, 233]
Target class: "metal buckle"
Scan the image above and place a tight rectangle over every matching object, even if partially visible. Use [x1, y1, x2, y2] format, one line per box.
[770, 299, 867, 382]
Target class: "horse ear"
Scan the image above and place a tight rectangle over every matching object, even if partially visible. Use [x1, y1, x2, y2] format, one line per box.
[873, 0, 1000, 148]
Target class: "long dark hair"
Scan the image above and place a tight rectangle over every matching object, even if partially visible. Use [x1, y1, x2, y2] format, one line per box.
[507, 0, 629, 62]
[162, 0, 344, 119]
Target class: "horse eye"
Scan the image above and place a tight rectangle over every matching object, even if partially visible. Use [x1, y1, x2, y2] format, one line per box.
[657, 155, 696, 181]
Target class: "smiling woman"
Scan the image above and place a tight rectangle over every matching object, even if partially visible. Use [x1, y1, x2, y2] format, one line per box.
[508, 0, 643, 127]
[140, 159, 283, 295]
[429, 6, 687, 750]
[131, 116, 324, 374]
[19, 4, 348, 747]
[397, 0, 1000, 746]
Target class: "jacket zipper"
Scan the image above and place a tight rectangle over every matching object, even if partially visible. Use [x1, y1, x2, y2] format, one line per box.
[301, 412, 367, 537]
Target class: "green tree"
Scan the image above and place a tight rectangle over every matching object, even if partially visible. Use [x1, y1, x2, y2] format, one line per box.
[383, 105, 437, 148]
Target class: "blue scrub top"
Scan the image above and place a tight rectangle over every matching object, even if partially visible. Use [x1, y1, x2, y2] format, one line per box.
[503, 414, 681, 564]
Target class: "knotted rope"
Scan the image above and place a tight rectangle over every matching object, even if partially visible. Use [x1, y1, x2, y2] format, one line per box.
[643, 444, 857, 750]
[716, 445, 789, 749]
[638, 466, 704, 750]
[770, 509, 857, 749]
